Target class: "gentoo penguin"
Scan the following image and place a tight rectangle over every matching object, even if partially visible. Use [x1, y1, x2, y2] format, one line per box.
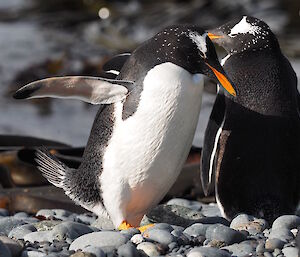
[14, 24, 236, 229]
[201, 16, 300, 222]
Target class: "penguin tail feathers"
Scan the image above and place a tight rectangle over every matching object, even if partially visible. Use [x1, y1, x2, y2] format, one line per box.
[35, 148, 69, 189]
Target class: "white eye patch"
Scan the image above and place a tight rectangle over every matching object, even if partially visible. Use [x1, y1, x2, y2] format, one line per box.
[229, 16, 261, 37]
[188, 31, 207, 58]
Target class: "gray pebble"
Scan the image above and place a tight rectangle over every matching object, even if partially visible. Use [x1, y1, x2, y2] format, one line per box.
[205, 224, 246, 245]
[0, 209, 9, 217]
[222, 240, 256, 256]
[187, 246, 231, 257]
[8, 224, 37, 240]
[171, 229, 183, 238]
[168, 242, 178, 251]
[75, 214, 96, 225]
[24, 231, 52, 243]
[256, 242, 265, 254]
[265, 238, 285, 250]
[269, 228, 294, 243]
[201, 203, 222, 217]
[272, 215, 300, 230]
[167, 199, 203, 211]
[91, 217, 115, 230]
[273, 248, 282, 256]
[14, 212, 29, 218]
[120, 228, 140, 239]
[230, 214, 268, 235]
[36, 209, 73, 221]
[263, 252, 273, 257]
[131, 234, 144, 244]
[0, 240, 11, 257]
[0, 217, 38, 236]
[136, 242, 160, 256]
[117, 242, 141, 257]
[82, 246, 106, 257]
[34, 221, 61, 232]
[51, 221, 95, 241]
[70, 231, 128, 251]
[183, 223, 210, 237]
[0, 236, 23, 257]
[21, 251, 45, 257]
[144, 229, 176, 246]
[282, 247, 298, 257]
[148, 223, 174, 232]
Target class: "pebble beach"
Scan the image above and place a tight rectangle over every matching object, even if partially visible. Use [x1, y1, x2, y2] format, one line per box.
[0, 198, 298, 257]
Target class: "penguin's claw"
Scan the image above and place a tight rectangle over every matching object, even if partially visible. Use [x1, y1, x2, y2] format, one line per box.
[118, 221, 133, 230]
[138, 224, 154, 233]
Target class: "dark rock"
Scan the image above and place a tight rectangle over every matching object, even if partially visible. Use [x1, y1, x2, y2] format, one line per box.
[0, 239, 12, 257]
[187, 246, 231, 257]
[265, 238, 285, 250]
[269, 228, 294, 243]
[0, 217, 38, 236]
[117, 242, 141, 257]
[272, 216, 300, 230]
[0, 236, 23, 257]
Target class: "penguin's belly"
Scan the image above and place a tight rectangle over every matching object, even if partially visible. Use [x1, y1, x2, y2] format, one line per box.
[101, 63, 203, 225]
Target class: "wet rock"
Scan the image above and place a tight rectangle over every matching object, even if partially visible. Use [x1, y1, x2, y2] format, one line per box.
[82, 246, 106, 257]
[230, 214, 268, 235]
[272, 215, 300, 230]
[205, 224, 246, 245]
[167, 199, 203, 211]
[136, 242, 161, 256]
[183, 223, 211, 237]
[265, 238, 285, 250]
[269, 228, 294, 243]
[282, 247, 298, 257]
[187, 246, 231, 257]
[117, 242, 141, 257]
[70, 231, 128, 252]
[0, 239, 12, 257]
[8, 224, 37, 240]
[0, 236, 23, 257]
[0, 217, 38, 236]
[143, 229, 176, 247]
[141, 204, 204, 228]
[91, 217, 115, 230]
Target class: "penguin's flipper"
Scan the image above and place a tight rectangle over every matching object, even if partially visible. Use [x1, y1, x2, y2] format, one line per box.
[13, 76, 134, 104]
[102, 53, 131, 77]
[200, 93, 225, 196]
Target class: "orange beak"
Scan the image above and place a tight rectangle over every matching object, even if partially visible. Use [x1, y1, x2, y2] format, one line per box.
[206, 63, 236, 96]
[207, 32, 224, 40]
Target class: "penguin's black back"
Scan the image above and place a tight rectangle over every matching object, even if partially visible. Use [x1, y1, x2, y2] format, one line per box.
[215, 47, 300, 222]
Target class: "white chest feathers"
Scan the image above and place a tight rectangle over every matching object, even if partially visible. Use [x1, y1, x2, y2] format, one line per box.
[100, 62, 204, 226]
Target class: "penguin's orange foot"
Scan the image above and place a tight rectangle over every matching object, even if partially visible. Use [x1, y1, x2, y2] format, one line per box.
[118, 221, 134, 230]
[138, 223, 154, 233]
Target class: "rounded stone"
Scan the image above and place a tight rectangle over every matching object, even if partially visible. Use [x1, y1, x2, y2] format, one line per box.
[143, 228, 176, 246]
[0, 240, 12, 257]
[36, 209, 73, 221]
[33, 221, 61, 232]
[263, 252, 273, 257]
[167, 199, 203, 211]
[148, 223, 174, 232]
[0, 209, 9, 217]
[230, 214, 268, 235]
[75, 214, 97, 226]
[51, 221, 94, 241]
[183, 223, 210, 237]
[82, 246, 106, 257]
[205, 224, 246, 245]
[282, 247, 298, 257]
[70, 231, 128, 251]
[120, 228, 140, 239]
[136, 242, 160, 256]
[91, 217, 115, 230]
[197, 217, 229, 226]
[268, 228, 294, 243]
[187, 246, 231, 257]
[14, 212, 29, 218]
[265, 238, 285, 250]
[222, 241, 256, 256]
[0, 217, 38, 236]
[23, 231, 52, 243]
[0, 236, 22, 257]
[272, 216, 300, 230]
[8, 224, 37, 240]
[201, 203, 222, 217]
[131, 234, 144, 244]
[117, 242, 140, 257]
[69, 252, 96, 257]
[21, 250, 45, 257]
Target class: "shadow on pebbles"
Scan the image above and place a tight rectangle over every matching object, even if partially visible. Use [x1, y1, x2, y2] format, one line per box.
[0, 198, 299, 257]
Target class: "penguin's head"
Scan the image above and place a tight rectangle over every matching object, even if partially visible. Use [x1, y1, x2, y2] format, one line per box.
[147, 24, 236, 96]
[207, 16, 279, 54]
